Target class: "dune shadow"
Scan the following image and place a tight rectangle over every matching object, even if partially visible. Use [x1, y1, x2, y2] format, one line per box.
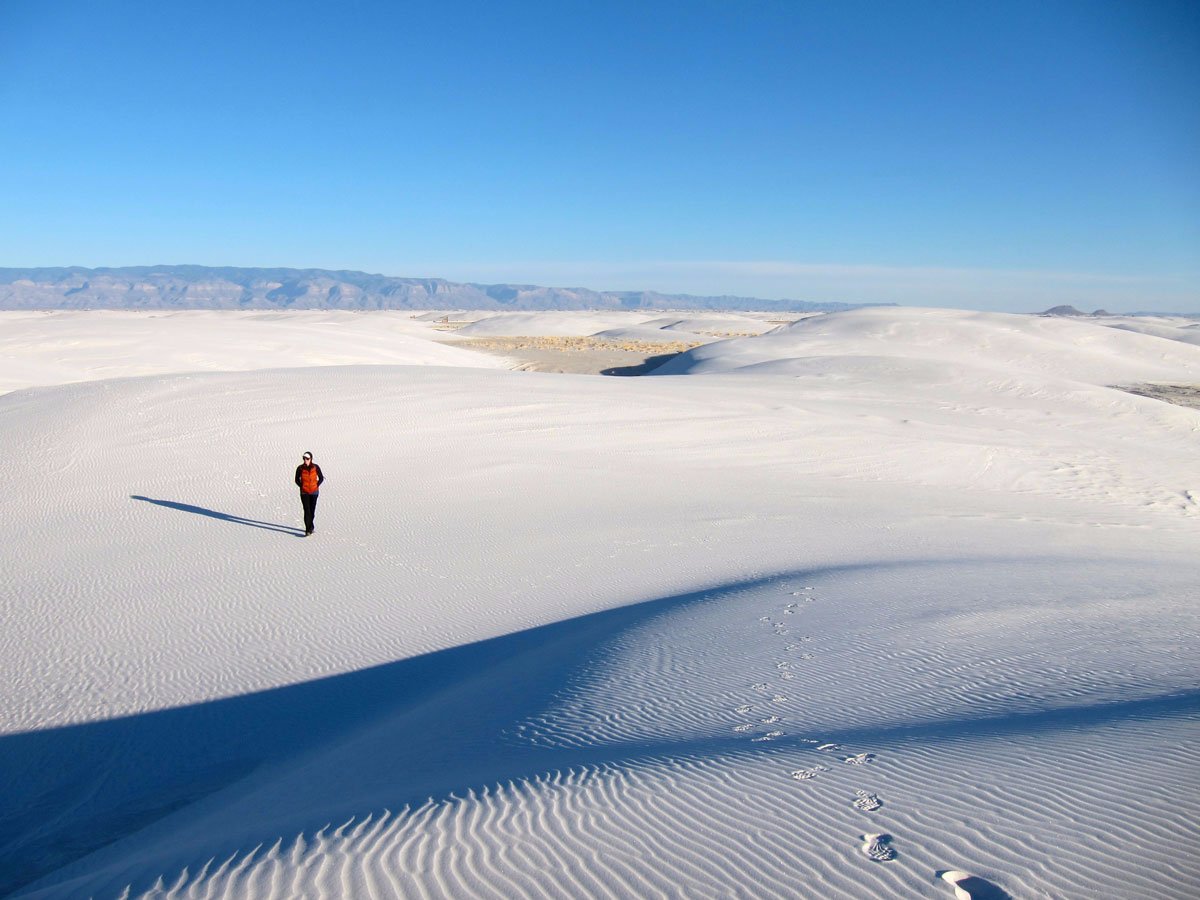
[0, 564, 853, 895]
[600, 352, 681, 376]
[131, 495, 303, 536]
[5, 558, 1198, 896]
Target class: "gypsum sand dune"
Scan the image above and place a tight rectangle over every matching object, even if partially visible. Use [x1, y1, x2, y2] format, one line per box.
[5, 309, 1200, 897]
[9, 560, 1199, 899]
[436, 334, 703, 374]
[6, 372, 1199, 898]
[0, 309, 509, 394]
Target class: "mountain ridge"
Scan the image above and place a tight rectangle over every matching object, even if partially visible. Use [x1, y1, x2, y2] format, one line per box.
[0, 266, 883, 312]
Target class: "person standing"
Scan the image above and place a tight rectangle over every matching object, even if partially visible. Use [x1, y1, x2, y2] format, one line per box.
[294, 451, 324, 535]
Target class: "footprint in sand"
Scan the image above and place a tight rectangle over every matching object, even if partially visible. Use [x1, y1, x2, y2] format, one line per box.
[752, 730, 785, 742]
[752, 683, 769, 692]
[760, 715, 782, 724]
[735, 705, 753, 714]
[843, 753, 877, 766]
[860, 833, 896, 862]
[770, 694, 788, 703]
[776, 662, 791, 669]
[733, 724, 754, 733]
[791, 765, 829, 780]
[759, 616, 773, 623]
[938, 870, 1012, 900]
[852, 790, 882, 812]
[817, 743, 843, 753]
[780, 672, 796, 680]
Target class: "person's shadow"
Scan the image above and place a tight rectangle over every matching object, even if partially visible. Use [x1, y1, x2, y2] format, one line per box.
[131, 496, 304, 536]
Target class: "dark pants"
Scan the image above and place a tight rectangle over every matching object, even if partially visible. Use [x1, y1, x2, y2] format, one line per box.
[300, 492, 319, 533]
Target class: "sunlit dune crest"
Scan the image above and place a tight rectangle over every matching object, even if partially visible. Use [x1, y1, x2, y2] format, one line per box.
[3, 308, 1198, 899]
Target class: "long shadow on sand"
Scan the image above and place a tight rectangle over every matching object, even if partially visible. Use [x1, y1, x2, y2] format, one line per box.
[600, 352, 681, 376]
[4, 559, 1197, 896]
[131, 495, 303, 536]
[5, 564, 842, 895]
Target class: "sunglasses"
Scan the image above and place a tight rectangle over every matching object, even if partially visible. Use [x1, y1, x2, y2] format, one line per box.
[303, 456, 312, 461]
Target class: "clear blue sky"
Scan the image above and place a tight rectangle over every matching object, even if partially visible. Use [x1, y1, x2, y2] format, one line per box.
[1, 0, 1197, 311]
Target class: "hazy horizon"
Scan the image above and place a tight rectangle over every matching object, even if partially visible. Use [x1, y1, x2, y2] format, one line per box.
[5, 262, 1197, 315]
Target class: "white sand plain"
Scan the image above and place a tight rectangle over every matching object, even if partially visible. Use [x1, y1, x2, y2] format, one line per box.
[1, 307, 1198, 898]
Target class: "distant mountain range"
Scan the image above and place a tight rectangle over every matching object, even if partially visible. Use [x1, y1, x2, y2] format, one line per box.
[1039, 304, 1200, 319]
[1039, 305, 1112, 317]
[0, 266, 883, 313]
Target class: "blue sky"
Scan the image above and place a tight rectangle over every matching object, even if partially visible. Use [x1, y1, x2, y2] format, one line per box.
[1, 0, 1197, 311]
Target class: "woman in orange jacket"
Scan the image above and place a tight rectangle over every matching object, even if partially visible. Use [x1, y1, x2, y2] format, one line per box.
[294, 451, 325, 536]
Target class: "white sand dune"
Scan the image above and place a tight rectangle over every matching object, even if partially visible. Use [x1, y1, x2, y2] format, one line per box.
[641, 313, 783, 335]
[0, 310, 509, 395]
[653, 307, 1200, 383]
[440, 309, 785, 350]
[1091, 314, 1200, 347]
[449, 310, 781, 353]
[2, 309, 1198, 898]
[589, 324, 714, 344]
[451, 311, 656, 337]
[407, 311, 497, 324]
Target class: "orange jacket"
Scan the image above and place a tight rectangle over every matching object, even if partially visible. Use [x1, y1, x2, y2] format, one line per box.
[295, 463, 324, 494]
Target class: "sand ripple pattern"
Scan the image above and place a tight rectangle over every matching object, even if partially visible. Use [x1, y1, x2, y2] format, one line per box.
[40, 716, 1200, 900]
[4, 368, 1199, 899]
[20, 562, 1200, 900]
